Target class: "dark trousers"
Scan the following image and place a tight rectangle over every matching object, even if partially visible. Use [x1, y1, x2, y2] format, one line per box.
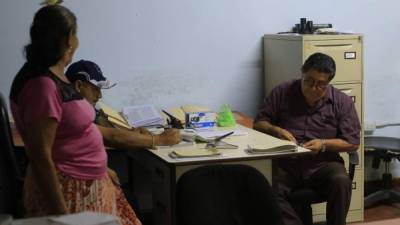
[274, 161, 352, 225]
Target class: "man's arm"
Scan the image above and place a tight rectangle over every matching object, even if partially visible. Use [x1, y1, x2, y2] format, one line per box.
[253, 120, 296, 143]
[304, 92, 360, 153]
[97, 125, 181, 149]
[302, 138, 359, 153]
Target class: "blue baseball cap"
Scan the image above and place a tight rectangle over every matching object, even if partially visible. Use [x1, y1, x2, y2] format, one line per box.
[66, 60, 116, 89]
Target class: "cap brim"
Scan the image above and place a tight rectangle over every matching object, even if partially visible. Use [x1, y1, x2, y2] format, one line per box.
[90, 80, 117, 89]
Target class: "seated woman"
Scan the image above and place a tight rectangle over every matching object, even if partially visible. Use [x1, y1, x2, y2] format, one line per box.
[9, 4, 141, 225]
[65, 59, 181, 149]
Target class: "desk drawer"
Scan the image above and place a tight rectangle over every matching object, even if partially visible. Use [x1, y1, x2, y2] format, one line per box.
[148, 156, 174, 225]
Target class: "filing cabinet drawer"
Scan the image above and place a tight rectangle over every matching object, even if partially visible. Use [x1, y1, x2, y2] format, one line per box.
[335, 83, 363, 169]
[304, 38, 363, 83]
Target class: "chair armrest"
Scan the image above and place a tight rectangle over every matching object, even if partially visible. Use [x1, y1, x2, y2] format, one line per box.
[348, 151, 359, 165]
[348, 151, 359, 181]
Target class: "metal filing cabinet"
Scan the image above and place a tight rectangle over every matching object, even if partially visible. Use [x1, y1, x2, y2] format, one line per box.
[263, 34, 364, 223]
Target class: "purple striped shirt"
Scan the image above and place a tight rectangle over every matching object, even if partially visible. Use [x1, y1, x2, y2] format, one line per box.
[255, 79, 361, 175]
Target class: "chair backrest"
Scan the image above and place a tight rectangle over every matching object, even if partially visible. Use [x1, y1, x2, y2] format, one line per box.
[176, 164, 283, 225]
[0, 92, 23, 217]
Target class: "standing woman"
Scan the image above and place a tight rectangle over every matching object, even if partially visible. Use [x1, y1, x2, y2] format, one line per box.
[9, 5, 141, 225]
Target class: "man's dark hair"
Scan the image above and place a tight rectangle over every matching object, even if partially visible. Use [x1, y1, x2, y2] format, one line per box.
[301, 52, 336, 81]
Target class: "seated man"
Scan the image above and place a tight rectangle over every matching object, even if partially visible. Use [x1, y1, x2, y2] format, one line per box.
[253, 53, 361, 225]
[66, 60, 181, 150]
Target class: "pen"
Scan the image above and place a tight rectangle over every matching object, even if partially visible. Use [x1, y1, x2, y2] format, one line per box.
[162, 109, 184, 129]
[214, 131, 234, 142]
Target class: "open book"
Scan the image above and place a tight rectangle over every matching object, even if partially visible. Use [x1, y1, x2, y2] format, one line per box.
[122, 105, 164, 127]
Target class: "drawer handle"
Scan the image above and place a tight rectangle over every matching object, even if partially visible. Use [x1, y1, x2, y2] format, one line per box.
[352, 182, 357, 190]
[350, 96, 356, 103]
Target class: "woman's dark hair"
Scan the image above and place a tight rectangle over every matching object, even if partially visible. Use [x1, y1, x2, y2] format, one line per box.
[26, 5, 77, 70]
[301, 52, 336, 81]
[10, 5, 77, 101]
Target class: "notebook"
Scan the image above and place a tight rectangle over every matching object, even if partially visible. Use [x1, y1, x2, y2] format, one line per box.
[169, 149, 221, 158]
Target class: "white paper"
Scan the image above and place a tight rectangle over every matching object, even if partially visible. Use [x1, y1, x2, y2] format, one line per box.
[48, 211, 119, 225]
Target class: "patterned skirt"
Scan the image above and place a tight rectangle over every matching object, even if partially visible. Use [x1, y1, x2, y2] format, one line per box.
[24, 167, 142, 225]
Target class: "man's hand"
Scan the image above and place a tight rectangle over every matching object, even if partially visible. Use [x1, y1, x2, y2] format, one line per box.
[272, 126, 296, 143]
[158, 128, 181, 146]
[107, 168, 120, 186]
[302, 139, 324, 153]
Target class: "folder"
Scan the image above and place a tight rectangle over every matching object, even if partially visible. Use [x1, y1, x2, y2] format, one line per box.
[97, 102, 132, 129]
[169, 149, 221, 158]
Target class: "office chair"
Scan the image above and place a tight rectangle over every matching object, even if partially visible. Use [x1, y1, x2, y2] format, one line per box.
[364, 136, 400, 208]
[176, 164, 283, 225]
[0, 92, 24, 217]
[287, 151, 359, 225]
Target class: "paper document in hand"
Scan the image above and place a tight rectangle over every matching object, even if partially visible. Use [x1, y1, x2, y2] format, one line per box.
[122, 105, 164, 127]
[169, 149, 221, 158]
[48, 211, 119, 225]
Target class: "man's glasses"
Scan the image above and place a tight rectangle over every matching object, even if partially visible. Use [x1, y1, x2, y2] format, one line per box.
[302, 77, 329, 90]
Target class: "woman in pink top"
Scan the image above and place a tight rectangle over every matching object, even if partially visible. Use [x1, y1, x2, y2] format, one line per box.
[9, 4, 141, 225]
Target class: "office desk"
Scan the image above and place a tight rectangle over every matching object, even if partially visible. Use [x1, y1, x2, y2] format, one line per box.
[128, 125, 310, 225]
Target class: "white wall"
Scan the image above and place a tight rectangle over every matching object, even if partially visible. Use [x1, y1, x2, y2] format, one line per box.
[2, 0, 400, 178]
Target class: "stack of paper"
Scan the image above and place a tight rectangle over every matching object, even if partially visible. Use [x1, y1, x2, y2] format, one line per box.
[246, 141, 297, 155]
[122, 105, 164, 127]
